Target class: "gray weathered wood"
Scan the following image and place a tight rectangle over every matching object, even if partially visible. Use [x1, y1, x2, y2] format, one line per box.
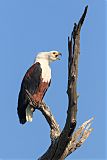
[26, 6, 93, 160]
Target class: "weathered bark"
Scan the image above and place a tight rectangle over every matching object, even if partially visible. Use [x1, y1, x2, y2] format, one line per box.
[26, 6, 93, 160]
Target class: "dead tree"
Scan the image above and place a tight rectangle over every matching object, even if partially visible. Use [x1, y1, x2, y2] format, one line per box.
[26, 6, 93, 160]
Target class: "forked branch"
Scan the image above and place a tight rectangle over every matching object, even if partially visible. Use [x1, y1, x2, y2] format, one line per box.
[26, 6, 93, 160]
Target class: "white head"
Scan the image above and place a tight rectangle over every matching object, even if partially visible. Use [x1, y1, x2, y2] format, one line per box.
[35, 51, 62, 64]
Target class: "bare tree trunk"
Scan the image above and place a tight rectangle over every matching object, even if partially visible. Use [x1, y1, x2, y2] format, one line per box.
[26, 6, 93, 160]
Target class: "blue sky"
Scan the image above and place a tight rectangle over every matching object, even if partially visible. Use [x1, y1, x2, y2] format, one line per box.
[0, 0, 106, 159]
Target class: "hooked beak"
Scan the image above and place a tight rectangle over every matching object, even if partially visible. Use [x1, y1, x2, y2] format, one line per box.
[57, 52, 62, 60]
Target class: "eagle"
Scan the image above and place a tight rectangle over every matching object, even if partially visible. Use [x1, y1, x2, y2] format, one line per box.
[17, 51, 61, 124]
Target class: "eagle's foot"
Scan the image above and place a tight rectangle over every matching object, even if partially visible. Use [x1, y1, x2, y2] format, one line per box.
[31, 107, 35, 112]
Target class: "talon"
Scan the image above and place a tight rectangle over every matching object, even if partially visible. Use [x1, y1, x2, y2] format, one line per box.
[31, 107, 35, 112]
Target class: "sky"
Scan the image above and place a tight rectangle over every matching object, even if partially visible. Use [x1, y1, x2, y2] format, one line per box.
[0, 0, 106, 160]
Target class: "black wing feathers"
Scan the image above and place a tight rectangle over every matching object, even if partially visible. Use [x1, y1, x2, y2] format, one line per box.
[17, 62, 42, 124]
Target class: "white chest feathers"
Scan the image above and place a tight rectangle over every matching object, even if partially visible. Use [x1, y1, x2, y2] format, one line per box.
[40, 62, 51, 82]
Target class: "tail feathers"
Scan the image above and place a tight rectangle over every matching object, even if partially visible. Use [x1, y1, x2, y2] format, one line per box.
[17, 107, 26, 124]
[26, 105, 33, 122]
[20, 118, 26, 124]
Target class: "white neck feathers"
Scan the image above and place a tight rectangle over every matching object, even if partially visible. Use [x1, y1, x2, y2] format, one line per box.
[35, 59, 51, 83]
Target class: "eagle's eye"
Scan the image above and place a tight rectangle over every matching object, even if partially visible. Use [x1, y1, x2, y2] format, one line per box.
[53, 52, 56, 55]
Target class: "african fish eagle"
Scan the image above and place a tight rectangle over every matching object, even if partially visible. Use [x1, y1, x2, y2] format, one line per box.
[17, 51, 61, 124]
